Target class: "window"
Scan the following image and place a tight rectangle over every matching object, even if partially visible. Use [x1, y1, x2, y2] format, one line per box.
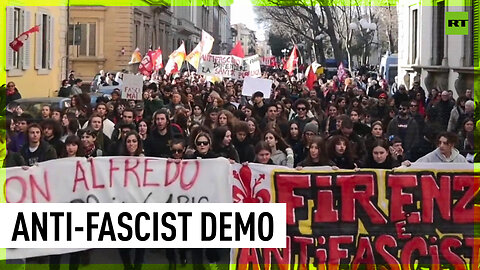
[135, 22, 140, 50]
[6, 7, 31, 71]
[71, 23, 96, 57]
[12, 8, 24, 69]
[432, 1, 445, 65]
[410, 9, 418, 64]
[35, 12, 54, 70]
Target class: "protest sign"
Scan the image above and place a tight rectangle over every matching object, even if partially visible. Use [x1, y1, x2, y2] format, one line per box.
[198, 54, 261, 80]
[121, 74, 144, 100]
[2, 157, 232, 259]
[260, 56, 277, 67]
[197, 54, 243, 79]
[240, 55, 261, 79]
[242, 77, 273, 97]
[231, 163, 477, 269]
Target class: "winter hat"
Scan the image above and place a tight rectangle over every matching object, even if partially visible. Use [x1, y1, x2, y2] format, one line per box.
[303, 122, 318, 134]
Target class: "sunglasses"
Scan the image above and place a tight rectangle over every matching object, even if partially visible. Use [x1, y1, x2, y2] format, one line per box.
[297, 107, 306, 111]
[196, 141, 210, 146]
[171, 149, 184, 154]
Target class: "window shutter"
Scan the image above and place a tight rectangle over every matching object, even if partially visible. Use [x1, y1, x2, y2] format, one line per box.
[35, 12, 42, 70]
[23, 10, 31, 70]
[473, 0, 479, 67]
[48, 15, 54, 69]
[6, 7, 15, 70]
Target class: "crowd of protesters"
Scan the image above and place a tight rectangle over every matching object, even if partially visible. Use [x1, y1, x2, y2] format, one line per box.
[4, 67, 475, 173]
[2, 66, 475, 270]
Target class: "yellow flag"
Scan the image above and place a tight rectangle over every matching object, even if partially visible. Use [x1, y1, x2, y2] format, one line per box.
[185, 43, 202, 69]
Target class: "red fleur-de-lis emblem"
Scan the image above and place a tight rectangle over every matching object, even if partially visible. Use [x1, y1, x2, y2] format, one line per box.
[232, 164, 270, 203]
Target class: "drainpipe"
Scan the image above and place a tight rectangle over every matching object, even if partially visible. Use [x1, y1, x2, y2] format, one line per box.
[65, 0, 70, 80]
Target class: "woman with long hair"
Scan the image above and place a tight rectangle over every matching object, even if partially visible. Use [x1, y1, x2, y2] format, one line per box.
[457, 118, 474, 159]
[322, 104, 339, 136]
[191, 103, 205, 124]
[120, 131, 144, 156]
[245, 117, 261, 146]
[254, 141, 274, 165]
[62, 135, 85, 158]
[264, 129, 294, 168]
[286, 122, 301, 150]
[137, 119, 149, 142]
[204, 107, 219, 130]
[217, 110, 236, 131]
[326, 135, 356, 169]
[364, 121, 386, 151]
[362, 139, 400, 169]
[78, 128, 103, 158]
[296, 136, 329, 168]
[212, 126, 240, 163]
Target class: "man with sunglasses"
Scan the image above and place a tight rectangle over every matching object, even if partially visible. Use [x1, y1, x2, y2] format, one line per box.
[409, 100, 425, 136]
[292, 98, 312, 134]
[387, 101, 419, 155]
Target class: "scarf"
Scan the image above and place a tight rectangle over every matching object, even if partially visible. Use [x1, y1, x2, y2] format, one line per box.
[84, 144, 96, 157]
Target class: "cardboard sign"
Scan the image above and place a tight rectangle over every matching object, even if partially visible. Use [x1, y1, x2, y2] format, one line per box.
[241, 76, 273, 97]
[121, 74, 144, 100]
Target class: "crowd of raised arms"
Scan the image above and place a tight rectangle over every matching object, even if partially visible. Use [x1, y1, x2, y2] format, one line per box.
[4, 68, 476, 171]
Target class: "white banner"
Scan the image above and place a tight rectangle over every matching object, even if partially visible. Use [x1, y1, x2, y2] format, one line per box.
[2, 157, 232, 259]
[197, 54, 261, 80]
[121, 74, 144, 100]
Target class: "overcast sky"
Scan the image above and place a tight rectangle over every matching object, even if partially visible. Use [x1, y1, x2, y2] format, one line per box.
[230, 0, 266, 41]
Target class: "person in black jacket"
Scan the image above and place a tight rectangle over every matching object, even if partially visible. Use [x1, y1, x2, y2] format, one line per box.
[41, 119, 64, 157]
[362, 139, 400, 169]
[232, 121, 255, 162]
[184, 131, 218, 159]
[212, 126, 240, 163]
[326, 135, 356, 169]
[296, 136, 329, 168]
[144, 109, 183, 158]
[20, 123, 57, 166]
[3, 133, 26, 168]
[5, 81, 22, 105]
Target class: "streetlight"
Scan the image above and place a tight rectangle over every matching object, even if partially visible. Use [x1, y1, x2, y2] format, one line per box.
[281, 48, 290, 58]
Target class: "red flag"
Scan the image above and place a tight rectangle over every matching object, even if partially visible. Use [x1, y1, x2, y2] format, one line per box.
[9, 25, 40, 52]
[305, 64, 317, 90]
[138, 50, 154, 76]
[283, 45, 298, 75]
[151, 48, 163, 71]
[230, 41, 245, 58]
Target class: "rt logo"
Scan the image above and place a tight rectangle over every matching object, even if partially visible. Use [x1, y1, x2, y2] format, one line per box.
[445, 12, 469, 35]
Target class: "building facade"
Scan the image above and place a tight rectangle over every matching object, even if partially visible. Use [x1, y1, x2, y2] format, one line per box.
[6, 6, 68, 98]
[397, 0, 478, 97]
[231, 23, 256, 56]
[68, 4, 231, 80]
[68, 6, 176, 81]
